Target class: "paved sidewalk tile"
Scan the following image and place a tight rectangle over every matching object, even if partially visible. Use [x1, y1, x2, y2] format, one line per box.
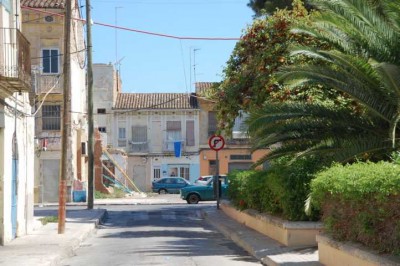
[202, 208, 321, 266]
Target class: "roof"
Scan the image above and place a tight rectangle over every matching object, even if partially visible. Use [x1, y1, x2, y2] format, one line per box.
[21, 0, 65, 8]
[195, 82, 218, 95]
[114, 93, 199, 110]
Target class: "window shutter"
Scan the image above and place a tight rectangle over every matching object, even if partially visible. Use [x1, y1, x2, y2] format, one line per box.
[132, 126, 147, 142]
[186, 120, 195, 146]
[208, 112, 217, 136]
[42, 50, 50, 73]
[167, 121, 181, 131]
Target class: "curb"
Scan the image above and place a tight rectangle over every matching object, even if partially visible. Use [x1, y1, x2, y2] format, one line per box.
[201, 209, 321, 266]
[52, 209, 108, 266]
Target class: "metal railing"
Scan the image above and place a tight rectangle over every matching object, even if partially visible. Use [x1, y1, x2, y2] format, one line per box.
[163, 140, 185, 152]
[0, 28, 31, 89]
[129, 141, 149, 153]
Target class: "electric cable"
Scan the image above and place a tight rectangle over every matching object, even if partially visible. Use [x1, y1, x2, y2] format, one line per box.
[21, 5, 241, 41]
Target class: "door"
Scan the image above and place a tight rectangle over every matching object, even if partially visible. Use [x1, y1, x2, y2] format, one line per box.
[132, 165, 146, 192]
[168, 165, 189, 180]
[42, 159, 60, 203]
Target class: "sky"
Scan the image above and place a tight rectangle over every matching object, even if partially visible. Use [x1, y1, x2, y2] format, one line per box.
[87, 0, 254, 93]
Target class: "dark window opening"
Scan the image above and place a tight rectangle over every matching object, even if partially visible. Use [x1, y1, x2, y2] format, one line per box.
[230, 154, 252, 160]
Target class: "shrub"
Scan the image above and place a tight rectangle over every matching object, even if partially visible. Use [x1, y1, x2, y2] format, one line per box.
[228, 156, 323, 221]
[311, 161, 400, 255]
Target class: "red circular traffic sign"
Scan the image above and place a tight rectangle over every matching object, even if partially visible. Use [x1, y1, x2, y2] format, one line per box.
[208, 135, 225, 151]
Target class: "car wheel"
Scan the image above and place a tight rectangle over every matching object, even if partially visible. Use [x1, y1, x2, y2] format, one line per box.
[187, 194, 200, 204]
[158, 188, 167, 194]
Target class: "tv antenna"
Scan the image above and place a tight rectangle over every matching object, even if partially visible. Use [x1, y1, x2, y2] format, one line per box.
[193, 48, 200, 87]
[115, 6, 123, 67]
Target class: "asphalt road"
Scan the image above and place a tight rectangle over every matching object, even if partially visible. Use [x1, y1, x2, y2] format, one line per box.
[60, 204, 261, 266]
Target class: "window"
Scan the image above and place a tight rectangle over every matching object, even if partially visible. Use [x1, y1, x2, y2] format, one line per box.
[230, 154, 252, 160]
[131, 126, 148, 152]
[42, 105, 61, 130]
[81, 142, 87, 155]
[209, 160, 217, 175]
[232, 111, 249, 139]
[186, 120, 195, 146]
[98, 127, 106, 133]
[118, 127, 126, 147]
[166, 121, 181, 150]
[44, 15, 54, 22]
[97, 108, 106, 114]
[208, 112, 217, 137]
[153, 168, 161, 180]
[180, 167, 190, 180]
[42, 49, 59, 74]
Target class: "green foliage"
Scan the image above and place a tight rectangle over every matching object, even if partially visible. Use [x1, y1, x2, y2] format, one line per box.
[94, 188, 126, 199]
[39, 216, 58, 225]
[310, 161, 400, 254]
[247, 0, 313, 17]
[246, 0, 400, 164]
[228, 156, 324, 221]
[213, 1, 331, 135]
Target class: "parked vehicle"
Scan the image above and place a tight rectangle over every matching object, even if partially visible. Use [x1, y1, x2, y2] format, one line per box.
[194, 175, 227, 185]
[152, 177, 191, 194]
[180, 176, 228, 204]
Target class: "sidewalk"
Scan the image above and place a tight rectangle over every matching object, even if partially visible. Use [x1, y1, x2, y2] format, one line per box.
[0, 196, 321, 266]
[0, 208, 107, 266]
[202, 208, 322, 266]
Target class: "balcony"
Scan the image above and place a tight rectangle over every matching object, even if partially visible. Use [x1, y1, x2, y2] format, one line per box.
[163, 140, 184, 153]
[0, 28, 31, 97]
[32, 70, 63, 94]
[129, 141, 149, 153]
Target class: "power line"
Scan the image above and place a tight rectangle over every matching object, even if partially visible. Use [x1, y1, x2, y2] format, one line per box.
[21, 6, 241, 41]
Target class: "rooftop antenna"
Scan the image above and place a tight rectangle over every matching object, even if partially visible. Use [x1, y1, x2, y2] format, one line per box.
[115, 6, 123, 67]
[193, 48, 200, 88]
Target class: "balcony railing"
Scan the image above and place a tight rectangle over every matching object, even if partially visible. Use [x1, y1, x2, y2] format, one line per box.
[31, 69, 63, 94]
[163, 140, 185, 153]
[0, 28, 31, 95]
[129, 141, 149, 153]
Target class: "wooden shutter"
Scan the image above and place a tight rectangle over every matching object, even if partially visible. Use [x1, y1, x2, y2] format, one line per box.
[186, 120, 195, 146]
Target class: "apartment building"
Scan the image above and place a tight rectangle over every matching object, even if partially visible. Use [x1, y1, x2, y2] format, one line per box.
[0, 0, 35, 244]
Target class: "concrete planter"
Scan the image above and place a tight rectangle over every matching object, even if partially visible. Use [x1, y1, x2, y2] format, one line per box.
[220, 200, 323, 247]
[317, 234, 400, 266]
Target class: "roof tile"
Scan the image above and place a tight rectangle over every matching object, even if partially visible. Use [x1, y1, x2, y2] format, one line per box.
[21, 0, 65, 9]
[114, 93, 198, 110]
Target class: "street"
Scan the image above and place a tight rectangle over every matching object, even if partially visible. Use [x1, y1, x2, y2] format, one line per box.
[59, 203, 261, 266]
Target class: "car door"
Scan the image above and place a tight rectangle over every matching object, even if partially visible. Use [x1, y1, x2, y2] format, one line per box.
[202, 180, 215, 200]
[174, 178, 188, 193]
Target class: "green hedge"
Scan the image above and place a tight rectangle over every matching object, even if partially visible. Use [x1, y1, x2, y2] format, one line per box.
[228, 156, 322, 221]
[311, 161, 400, 255]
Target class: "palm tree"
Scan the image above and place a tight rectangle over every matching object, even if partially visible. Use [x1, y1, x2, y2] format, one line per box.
[247, 0, 400, 163]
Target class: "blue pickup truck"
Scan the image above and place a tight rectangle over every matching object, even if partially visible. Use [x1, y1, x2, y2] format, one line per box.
[180, 175, 228, 204]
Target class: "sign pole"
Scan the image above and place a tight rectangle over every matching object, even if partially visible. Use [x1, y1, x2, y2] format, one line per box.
[216, 150, 220, 209]
[208, 135, 225, 210]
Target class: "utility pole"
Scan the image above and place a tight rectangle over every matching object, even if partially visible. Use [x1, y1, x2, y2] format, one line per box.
[86, 0, 94, 209]
[58, 0, 72, 234]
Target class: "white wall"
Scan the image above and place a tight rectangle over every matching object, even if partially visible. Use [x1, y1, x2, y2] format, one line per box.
[0, 93, 34, 244]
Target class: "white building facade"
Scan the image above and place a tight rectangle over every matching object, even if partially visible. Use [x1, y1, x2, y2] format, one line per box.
[113, 93, 200, 192]
[0, 0, 35, 244]
[21, 0, 87, 203]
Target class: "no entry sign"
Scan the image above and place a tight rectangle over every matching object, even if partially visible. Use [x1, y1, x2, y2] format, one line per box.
[208, 135, 225, 151]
